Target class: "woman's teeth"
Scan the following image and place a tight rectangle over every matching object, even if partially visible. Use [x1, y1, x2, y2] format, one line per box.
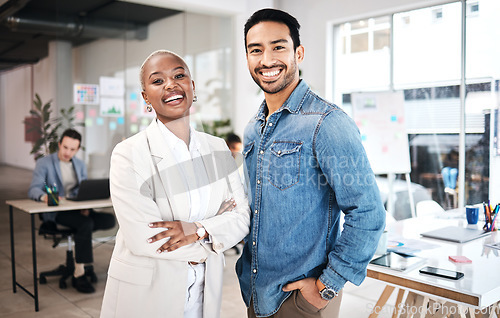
[163, 94, 183, 103]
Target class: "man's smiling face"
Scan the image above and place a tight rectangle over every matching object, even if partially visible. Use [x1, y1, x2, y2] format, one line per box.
[245, 21, 303, 95]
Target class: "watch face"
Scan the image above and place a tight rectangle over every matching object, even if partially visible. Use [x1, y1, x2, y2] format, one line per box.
[196, 227, 206, 238]
[320, 288, 336, 300]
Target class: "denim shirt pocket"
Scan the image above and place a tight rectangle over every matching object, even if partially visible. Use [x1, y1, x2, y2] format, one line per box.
[268, 141, 302, 190]
[243, 142, 255, 158]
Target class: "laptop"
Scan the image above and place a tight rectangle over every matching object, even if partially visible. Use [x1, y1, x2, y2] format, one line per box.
[420, 226, 490, 243]
[67, 179, 110, 201]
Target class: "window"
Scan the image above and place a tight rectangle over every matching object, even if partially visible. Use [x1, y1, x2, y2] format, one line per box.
[467, 2, 479, 16]
[332, 0, 500, 211]
[394, 3, 461, 86]
[432, 8, 443, 22]
[373, 29, 390, 50]
[401, 15, 410, 25]
[351, 33, 369, 53]
[335, 16, 391, 93]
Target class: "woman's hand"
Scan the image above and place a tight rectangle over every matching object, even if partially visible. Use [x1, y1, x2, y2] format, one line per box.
[147, 198, 236, 253]
[148, 221, 198, 253]
[217, 198, 236, 215]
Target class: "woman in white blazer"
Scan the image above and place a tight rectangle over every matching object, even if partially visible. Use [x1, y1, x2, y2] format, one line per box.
[100, 50, 250, 318]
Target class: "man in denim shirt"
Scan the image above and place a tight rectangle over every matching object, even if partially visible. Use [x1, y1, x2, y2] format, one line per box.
[236, 8, 386, 318]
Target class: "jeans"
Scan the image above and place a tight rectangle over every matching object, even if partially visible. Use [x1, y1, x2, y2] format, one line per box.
[441, 167, 458, 189]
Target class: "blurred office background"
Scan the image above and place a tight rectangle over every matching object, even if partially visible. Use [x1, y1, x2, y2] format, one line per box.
[1, 0, 500, 316]
[0, 0, 499, 223]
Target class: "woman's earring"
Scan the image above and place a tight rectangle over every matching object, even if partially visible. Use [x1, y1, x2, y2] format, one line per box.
[193, 94, 198, 103]
[146, 104, 152, 112]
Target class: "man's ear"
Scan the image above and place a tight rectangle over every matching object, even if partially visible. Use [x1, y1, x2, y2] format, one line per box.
[296, 45, 305, 63]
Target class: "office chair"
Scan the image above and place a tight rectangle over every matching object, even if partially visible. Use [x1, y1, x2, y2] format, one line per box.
[38, 220, 75, 288]
[416, 200, 445, 218]
[37, 220, 97, 289]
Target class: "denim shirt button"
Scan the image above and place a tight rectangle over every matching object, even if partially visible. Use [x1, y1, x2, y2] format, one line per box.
[255, 209, 258, 214]
[253, 269, 257, 273]
[257, 180, 261, 184]
[252, 241, 256, 246]
[260, 150, 264, 155]
[268, 122, 273, 126]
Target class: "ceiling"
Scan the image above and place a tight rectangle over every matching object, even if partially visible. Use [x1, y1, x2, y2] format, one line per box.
[0, 0, 182, 72]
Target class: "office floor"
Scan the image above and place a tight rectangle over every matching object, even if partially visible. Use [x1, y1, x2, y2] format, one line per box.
[0, 164, 394, 318]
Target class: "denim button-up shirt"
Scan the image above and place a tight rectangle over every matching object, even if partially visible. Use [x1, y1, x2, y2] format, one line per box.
[236, 80, 385, 317]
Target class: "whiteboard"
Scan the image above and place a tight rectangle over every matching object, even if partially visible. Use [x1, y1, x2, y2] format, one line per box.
[351, 91, 411, 174]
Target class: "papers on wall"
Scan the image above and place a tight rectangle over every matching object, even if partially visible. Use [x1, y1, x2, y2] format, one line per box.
[74, 83, 99, 105]
[352, 91, 410, 174]
[99, 77, 124, 117]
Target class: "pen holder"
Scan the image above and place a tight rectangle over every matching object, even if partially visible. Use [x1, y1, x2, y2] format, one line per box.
[483, 202, 499, 232]
[47, 191, 59, 206]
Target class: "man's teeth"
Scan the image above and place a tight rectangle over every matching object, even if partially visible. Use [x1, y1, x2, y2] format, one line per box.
[163, 94, 183, 103]
[262, 70, 280, 77]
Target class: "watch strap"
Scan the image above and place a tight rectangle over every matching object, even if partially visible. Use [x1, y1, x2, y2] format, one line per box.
[317, 279, 338, 301]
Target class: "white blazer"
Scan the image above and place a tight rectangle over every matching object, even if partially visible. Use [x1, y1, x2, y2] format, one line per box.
[100, 120, 250, 318]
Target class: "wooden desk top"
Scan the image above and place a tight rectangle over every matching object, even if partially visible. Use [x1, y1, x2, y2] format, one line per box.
[6, 198, 113, 214]
[367, 212, 500, 308]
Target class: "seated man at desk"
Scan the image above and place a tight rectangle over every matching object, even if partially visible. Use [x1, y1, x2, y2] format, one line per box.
[28, 128, 115, 294]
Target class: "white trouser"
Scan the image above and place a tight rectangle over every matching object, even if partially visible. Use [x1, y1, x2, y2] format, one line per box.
[184, 263, 205, 318]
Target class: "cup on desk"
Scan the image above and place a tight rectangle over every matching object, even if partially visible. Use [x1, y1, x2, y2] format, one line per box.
[375, 230, 388, 255]
[47, 191, 59, 206]
[466, 205, 479, 224]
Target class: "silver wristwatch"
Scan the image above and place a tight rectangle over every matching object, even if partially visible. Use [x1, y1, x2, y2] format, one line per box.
[319, 286, 338, 301]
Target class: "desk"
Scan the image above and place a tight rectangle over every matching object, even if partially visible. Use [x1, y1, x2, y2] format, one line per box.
[6, 198, 113, 311]
[367, 214, 500, 317]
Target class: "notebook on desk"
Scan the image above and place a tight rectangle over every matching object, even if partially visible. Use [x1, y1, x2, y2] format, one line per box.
[67, 179, 110, 201]
[420, 226, 489, 243]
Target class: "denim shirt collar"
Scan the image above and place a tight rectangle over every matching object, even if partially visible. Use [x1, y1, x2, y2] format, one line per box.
[254, 79, 308, 122]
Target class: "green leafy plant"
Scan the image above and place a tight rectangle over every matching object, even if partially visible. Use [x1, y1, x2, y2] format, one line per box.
[201, 119, 232, 139]
[24, 94, 84, 160]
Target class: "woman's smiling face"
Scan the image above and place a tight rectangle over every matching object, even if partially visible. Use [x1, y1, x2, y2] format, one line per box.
[141, 53, 195, 124]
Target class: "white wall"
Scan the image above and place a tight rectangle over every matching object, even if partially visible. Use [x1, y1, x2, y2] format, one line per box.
[0, 53, 59, 170]
[0, 66, 34, 168]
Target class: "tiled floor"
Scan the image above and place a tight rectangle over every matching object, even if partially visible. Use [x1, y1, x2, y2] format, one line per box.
[0, 164, 394, 318]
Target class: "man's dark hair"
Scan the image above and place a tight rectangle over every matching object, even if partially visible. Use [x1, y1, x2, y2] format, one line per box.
[59, 128, 82, 145]
[225, 133, 242, 146]
[244, 8, 301, 52]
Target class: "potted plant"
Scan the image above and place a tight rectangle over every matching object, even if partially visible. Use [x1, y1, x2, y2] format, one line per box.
[24, 94, 84, 160]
